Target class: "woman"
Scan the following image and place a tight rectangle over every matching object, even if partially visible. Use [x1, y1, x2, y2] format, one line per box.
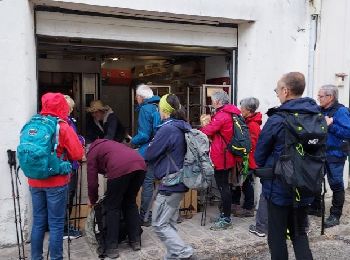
[145, 94, 195, 260]
[200, 90, 241, 231]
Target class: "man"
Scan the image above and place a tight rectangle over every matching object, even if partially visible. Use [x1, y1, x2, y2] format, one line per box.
[255, 72, 315, 259]
[87, 139, 146, 259]
[131, 84, 161, 225]
[310, 85, 350, 227]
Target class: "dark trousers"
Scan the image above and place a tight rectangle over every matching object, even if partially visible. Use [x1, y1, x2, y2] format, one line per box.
[105, 170, 145, 250]
[231, 175, 254, 210]
[214, 169, 232, 219]
[268, 202, 313, 260]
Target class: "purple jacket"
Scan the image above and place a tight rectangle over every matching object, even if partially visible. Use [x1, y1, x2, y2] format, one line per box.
[87, 139, 146, 204]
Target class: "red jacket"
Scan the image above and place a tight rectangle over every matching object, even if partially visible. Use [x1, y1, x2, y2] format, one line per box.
[245, 112, 262, 169]
[87, 139, 147, 204]
[201, 105, 241, 170]
[28, 93, 84, 188]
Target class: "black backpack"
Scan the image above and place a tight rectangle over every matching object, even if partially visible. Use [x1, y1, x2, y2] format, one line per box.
[274, 110, 328, 198]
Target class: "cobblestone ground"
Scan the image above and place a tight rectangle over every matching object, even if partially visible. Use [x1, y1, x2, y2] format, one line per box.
[2, 193, 350, 260]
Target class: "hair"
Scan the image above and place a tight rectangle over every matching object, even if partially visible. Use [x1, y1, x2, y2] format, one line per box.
[320, 84, 338, 100]
[211, 90, 230, 105]
[136, 84, 154, 99]
[64, 95, 75, 113]
[281, 72, 305, 96]
[167, 94, 187, 121]
[240, 97, 260, 113]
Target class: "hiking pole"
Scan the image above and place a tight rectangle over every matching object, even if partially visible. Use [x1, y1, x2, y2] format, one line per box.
[201, 185, 210, 226]
[74, 169, 79, 229]
[77, 163, 83, 231]
[67, 186, 71, 260]
[15, 165, 26, 259]
[321, 177, 327, 235]
[7, 150, 23, 259]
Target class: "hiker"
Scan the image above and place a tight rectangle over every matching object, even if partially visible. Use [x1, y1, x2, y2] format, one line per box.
[200, 90, 241, 230]
[255, 72, 316, 259]
[86, 100, 126, 143]
[145, 94, 195, 260]
[27, 93, 84, 260]
[131, 84, 161, 226]
[309, 84, 350, 227]
[231, 97, 262, 218]
[87, 139, 146, 259]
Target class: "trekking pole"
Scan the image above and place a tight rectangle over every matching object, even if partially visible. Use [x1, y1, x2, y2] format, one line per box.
[7, 150, 22, 259]
[321, 177, 327, 235]
[74, 169, 79, 229]
[77, 163, 83, 231]
[15, 165, 26, 259]
[201, 184, 210, 226]
[67, 186, 71, 260]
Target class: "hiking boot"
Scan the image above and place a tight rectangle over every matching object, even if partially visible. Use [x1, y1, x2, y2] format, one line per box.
[308, 208, 322, 217]
[231, 204, 241, 215]
[63, 226, 82, 240]
[209, 213, 224, 223]
[210, 217, 233, 231]
[233, 208, 254, 218]
[129, 241, 141, 251]
[325, 215, 340, 228]
[105, 248, 119, 259]
[181, 254, 198, 260]
[248, 224, 266, 237]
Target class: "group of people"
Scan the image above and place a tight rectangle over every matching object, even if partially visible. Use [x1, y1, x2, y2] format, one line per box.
[25, 72, 350, 260]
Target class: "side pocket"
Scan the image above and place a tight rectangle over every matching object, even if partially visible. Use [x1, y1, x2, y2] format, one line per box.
[274, 154, 294, 188]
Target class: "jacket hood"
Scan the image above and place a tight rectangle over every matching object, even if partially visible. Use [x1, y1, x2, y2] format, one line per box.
[160, 119, 192, 132]
[40, 92, 69, 119]
[87, 139, 108, 154]
[246, 112, 262, 125]
[220, 104, 241, 115]
[144, 95, 160, 104]
[278, 97, 320, 114]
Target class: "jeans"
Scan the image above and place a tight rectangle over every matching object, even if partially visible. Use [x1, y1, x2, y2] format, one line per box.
[140, 166, 155, 221]
[152, 193, 193, 260]
[104, 171, 145, 250]
[268, 202, 313, 260]
[214, 169, 232, 219]
[30, 185, 68, 260]
[255, 193, 268, 234]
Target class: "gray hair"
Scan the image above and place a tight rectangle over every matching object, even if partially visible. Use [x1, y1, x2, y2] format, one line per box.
[136, 84, 154, 99]
[320, 84, 338, 100]
[240, 97, 260, 113]
[211, 91, 230, 105]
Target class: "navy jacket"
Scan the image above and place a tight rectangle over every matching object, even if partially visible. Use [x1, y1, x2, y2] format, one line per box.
[132, 96, 161, 157]
[255, 97, 320, 206]
[321, 102, 350, 162]
[145, 119, 191, 193]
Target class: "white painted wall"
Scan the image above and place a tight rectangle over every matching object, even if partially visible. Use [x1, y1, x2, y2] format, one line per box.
[0, 0, 36, 246]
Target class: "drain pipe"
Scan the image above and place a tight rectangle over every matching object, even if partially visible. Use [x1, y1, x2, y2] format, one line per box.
[307, 14, 318, 98]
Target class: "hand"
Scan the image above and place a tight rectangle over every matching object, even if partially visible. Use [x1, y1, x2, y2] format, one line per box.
[200, 114, 211, 127]
[87, 199, 95, 208]
[325, 116, 333, 126]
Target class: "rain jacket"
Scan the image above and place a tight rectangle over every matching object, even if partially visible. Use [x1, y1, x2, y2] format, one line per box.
[201, 104, 241, 170]
[28, 93, 84, 188]
[131, 96, 161, 157]
[245, 112, 262, 169]
[145, 119, 191, 193]
[87, 139, 146, 204]
[255, 97, 320, 206]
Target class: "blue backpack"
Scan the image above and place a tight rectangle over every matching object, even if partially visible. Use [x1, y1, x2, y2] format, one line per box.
[17, 114, 72, 179]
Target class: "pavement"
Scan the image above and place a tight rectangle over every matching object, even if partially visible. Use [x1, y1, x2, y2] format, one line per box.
[1, 193, 350, 260]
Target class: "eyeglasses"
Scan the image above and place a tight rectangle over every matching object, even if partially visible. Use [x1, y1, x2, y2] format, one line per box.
[317, 94, 331, 99]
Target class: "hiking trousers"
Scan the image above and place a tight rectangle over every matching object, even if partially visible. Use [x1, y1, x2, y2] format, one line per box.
[255, 192, 268, 233]
[214, 169, 232, 219]
[152, 192, 193, 260]
[268, 202, 313, 260]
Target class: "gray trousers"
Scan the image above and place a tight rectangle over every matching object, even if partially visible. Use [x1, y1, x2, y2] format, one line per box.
[152, 193, 193, 260]
[256, 192, 268, 233]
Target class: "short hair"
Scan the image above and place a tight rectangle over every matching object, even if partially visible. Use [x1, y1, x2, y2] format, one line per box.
[320, 84, 338, 100]
[136, 84, 154, 99]
[281, 72, 305, 96]
[64, 95, 75, 113]
[211, 90, 230, 105]
[240, 97, 260, 113]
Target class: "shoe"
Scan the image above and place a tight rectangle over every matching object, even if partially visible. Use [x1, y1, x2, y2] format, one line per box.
[63, 226, 82, 240]
[231, 204, 241, 215]
[105, 248, 119, 259]
[233, 208, 254, 218]
[248, 224, 266, 237]
[210, 217, 233, 231]
[129, 241, 141, 251]
[181, 254, 198, 260]
[308, 208, 322, 217]
[209, 213, 224, 223]
[324, 215, 340, 228]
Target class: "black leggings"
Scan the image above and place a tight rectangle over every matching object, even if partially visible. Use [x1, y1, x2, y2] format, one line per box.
[214, 169, 232, 219]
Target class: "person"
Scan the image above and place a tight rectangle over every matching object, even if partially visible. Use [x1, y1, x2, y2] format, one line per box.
[309, 84, 350, 227]
[29, 93, 84, 260]
[255, 72, 314, 259]
[200, 90, 241, 230]
[87, 139, 146, 259]
[63, 95, 85, 239]
[232, 97, 262, 218]
[131, 84, 161, 225]
[86, 100, 126, 143]
[145, 94, 195, 260]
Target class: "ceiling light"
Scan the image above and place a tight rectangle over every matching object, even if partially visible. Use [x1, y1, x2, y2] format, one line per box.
[112, 57, 119, 61]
